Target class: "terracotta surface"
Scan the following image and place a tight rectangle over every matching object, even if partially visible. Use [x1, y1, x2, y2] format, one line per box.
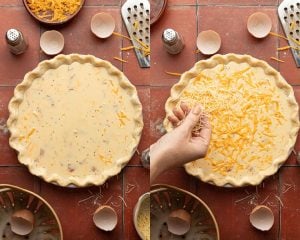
[280, 166, 300, 240]
[1, 0, 300, 239]
[124, 167, 149, 239]
[150, 1, 300, 240]
[40, 175, 124, 239]
[151, 6, 197, 86]
[0, 2, 149, 240]
[0, 7, 40, 85]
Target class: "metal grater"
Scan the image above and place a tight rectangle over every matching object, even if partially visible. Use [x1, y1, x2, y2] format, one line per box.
[278, 0, 300, 67]
[121, 0, 150, 68]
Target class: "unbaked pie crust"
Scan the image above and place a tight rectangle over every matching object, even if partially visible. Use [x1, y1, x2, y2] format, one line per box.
[164, 54, 299, 187]
[7, 54, 143, 187]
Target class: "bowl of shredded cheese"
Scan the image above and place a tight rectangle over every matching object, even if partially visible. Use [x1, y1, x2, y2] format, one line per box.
[23, 0, 85, 25]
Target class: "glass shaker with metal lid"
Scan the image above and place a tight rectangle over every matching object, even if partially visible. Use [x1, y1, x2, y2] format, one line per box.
[6, 29, 27, 55]
[162, 28, 184, 55]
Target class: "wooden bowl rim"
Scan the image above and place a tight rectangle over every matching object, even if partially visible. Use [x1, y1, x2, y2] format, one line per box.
[151, 184, 220, 240]
[22, 0, 85, 25]
[0, 184, 63, 239]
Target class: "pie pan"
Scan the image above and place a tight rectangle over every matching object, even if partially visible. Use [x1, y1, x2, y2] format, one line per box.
[7, 54, 143, 187]
[164, 54, 300, 187]
[23, 0, 85, 25]
[150, 184, 220, 240]
[0, 184, 63, 239]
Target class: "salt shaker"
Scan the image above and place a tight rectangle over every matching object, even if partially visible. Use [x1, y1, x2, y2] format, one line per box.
[6, 29, 27, 55]
[162, 28, 184, 55]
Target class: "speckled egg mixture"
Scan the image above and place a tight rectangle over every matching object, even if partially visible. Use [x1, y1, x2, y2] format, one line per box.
[14, 61, 139, 184]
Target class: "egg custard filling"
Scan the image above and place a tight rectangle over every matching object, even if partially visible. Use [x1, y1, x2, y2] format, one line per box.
[7, 54, 143, 187]
[164, 54, 299, 186]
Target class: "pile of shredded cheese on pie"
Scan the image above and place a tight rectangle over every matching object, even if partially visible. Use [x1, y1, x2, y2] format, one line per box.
[175, 60, 294, 183]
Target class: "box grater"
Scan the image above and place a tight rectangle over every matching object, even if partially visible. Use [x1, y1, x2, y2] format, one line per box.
[278, 0, 300, 67]
[121, 0, 150, 68]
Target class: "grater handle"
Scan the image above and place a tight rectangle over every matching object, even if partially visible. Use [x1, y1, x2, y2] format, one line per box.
[135, 49, 150, 68]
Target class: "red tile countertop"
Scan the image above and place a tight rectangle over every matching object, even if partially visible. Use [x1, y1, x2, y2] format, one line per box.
[151, 0, 300, 240]
[1, 0, 300, 239]
[0, 1, 149, 239]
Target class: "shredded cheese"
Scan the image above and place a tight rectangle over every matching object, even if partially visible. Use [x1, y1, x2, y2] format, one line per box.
[276, 45, 300, 51]
[133, 37, 149, 49]
[180, 64, 285, 177]
[290, 21, 296, 31]
[27, 0, 81, 22]
[121, 46, 136, 51]
[113, 33, 150, 56]
[113, 57, 128, 63]
[19, 128, 36, 142]
[270, 57, 285, 63]
[277, 46, 291, 51]
[133, 21, 139, 30]
[269, 32, 289, 41]
[289, 37, 300, 47]
[132, 37, 150, 57]
[165, 71, 182, 76]
[117, 111, 128, 126]
[112, 32, 131, 41]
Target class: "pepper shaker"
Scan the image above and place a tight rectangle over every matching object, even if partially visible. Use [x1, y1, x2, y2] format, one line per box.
[141, 148, 150, 169]
[6, 29, 27, 55]
[162, 28, 185, 55]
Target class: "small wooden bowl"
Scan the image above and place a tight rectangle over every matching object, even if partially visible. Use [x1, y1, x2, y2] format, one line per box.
[22, 0, 85, 25]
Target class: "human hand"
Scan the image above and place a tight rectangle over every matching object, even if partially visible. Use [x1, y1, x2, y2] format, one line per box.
[150, 103, 212, 182]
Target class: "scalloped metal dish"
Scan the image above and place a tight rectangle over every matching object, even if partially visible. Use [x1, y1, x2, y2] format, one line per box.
[0, 184, 63, 240]
[150, 184, 220, 240]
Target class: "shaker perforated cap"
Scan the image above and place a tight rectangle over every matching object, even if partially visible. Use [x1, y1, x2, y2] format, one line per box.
[163, 29, 177, 42]
[6, 29, 20, 42]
